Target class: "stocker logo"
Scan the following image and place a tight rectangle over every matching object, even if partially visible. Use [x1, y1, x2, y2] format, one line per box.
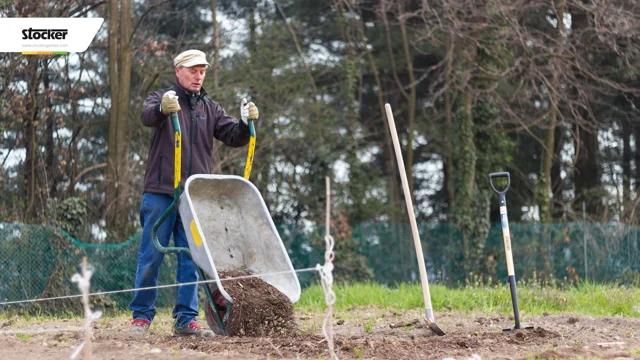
[22, 28, 68, 40]
[1, 17, 103, 52]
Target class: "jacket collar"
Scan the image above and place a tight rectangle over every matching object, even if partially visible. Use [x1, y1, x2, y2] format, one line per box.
[172, 82, 208, 102]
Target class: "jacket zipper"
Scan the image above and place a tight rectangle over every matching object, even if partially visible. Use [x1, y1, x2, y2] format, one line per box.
[194, 115, 200, 144]
[187, 104, 199, 177]
[157, 152, 163, 188]
[186, 91, 203, 178]
[187, 110, 194, 177]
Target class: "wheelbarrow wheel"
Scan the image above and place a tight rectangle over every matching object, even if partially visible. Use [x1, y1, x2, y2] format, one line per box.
[204, 288, 230, 336]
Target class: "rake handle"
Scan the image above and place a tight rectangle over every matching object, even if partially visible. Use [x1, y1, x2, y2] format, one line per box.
[384, 104, 434, 318]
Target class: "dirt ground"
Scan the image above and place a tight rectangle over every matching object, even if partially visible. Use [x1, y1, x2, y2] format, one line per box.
[1, 307, 639, 359]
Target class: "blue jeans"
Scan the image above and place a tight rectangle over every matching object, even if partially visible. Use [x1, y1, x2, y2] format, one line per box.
[129, 192, 199, 328]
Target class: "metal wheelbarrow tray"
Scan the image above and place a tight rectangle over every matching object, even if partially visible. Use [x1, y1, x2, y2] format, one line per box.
[153, 112, 299, 335]
[178, 174, 301, 335]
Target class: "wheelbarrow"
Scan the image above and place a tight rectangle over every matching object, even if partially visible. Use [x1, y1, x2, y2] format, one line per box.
[152, 110, 301, 336]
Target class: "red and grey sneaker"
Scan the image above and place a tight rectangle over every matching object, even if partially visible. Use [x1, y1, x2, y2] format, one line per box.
[128, 318, 150, 333]
[173, 320, 215, 338]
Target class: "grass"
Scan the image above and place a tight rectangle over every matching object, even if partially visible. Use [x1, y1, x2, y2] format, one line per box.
[2, 281, 638, 323]
[296, 281, 640, 318]
[16, 333, 31, 341]
[0, 308, 129, 322]
[362, 318, 375, 333]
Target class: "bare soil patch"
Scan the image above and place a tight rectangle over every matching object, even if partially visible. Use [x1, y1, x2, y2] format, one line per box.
[1, 309, 639, 359]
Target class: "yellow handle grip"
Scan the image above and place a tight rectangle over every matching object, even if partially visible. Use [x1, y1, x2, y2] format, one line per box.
[171, 113, 181, 189]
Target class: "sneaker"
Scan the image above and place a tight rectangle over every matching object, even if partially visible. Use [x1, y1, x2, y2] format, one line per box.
[128, 318, 150, 333]
[173, 320, 214, 338]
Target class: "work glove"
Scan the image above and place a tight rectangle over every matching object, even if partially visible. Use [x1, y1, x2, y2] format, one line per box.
[160, 90, 181, 115]
[240, 98, 259, 124]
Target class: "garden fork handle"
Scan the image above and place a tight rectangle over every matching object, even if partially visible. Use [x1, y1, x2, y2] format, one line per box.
[489, 171, 521, 330]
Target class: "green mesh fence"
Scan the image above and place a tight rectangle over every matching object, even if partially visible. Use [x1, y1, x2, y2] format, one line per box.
[351, 222, 640, 286]
[0, 221, 638, 313]
[0, 223, 178, 313]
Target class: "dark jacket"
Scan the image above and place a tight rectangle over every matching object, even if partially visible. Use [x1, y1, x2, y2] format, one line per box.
[141, 83, 250, 196]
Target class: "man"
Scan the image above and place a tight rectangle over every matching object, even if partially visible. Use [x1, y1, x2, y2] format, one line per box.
[129, 49, 259, 337]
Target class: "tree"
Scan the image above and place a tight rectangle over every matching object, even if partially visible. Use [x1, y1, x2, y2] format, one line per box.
[105, 0, 133, 232]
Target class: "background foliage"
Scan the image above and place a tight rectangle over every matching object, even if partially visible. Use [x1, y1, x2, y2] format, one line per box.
[1, 0, 639, 307]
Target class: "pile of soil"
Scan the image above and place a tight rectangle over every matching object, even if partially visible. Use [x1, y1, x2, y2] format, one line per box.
[217, 270, 296, 337]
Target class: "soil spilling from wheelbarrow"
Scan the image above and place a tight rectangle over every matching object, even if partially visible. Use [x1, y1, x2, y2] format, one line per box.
[218, 270, 296, 337]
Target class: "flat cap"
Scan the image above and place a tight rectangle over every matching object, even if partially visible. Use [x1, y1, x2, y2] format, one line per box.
[174, 49, 210, 68]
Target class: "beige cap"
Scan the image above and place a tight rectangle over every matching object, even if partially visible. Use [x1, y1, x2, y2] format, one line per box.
[173, 49, 210, 68]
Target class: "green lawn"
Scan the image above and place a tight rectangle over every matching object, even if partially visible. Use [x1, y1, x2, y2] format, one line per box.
[2, 281, 638, 321]
[296, 281, 640, 317]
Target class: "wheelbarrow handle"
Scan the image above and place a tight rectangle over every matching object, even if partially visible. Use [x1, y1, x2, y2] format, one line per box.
[489, 172, 510, 195]
[171, 113, 182, 192]
[243, 120, 256, 180]
[151, 112, 191, 256]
